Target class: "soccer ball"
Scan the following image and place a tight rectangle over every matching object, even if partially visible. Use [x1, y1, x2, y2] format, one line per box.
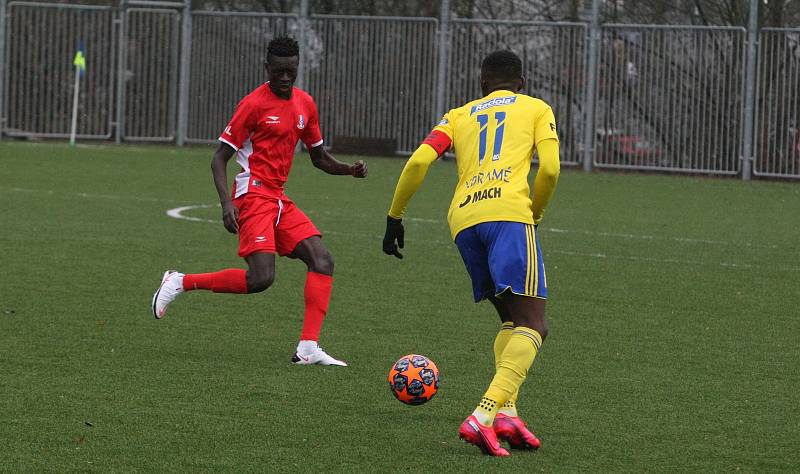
[387, 354, 439, 405]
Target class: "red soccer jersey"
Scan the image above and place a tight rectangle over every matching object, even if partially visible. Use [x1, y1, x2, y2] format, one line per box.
[218, 83, 323, 199]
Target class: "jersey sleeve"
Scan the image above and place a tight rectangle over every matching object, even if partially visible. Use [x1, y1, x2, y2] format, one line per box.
[301, 98, 324, 149]
[388, 144, 440, 218]
[219, 98, 257, 151]
[421, 112, 454, 155]
[532, 138, 561, 224]
[534, 106, 559, 145]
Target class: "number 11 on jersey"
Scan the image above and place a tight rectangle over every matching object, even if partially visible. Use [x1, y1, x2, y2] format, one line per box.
[476, 111, 506, 164]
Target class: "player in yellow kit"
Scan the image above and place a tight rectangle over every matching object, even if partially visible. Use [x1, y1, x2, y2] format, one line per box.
[383, 50, 560, 456]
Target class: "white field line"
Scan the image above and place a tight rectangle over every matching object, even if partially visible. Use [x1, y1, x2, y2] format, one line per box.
[2, 186, 794, 271]
[0, 185, 187, 204]
[547, 227, 778, 249]
[166, 204, 218, 223]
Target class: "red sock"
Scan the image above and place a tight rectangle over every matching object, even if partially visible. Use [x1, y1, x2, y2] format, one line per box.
[183, 269, 248, 294]
[300, 272, 333, 342]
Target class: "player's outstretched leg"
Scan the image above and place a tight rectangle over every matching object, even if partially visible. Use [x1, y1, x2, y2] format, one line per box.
[151, 270, 185, 319]
[151, 268, 251, 319]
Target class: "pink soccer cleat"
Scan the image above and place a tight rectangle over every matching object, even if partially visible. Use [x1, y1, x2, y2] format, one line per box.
[458, 415, 511, 457]
[493, 413, 541, 450]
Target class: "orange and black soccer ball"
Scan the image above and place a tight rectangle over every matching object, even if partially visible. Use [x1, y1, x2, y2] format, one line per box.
[388, 354, 439, 405]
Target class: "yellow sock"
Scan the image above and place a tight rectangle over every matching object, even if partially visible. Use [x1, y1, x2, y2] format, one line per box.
[471, 396, 499, 427]
[476, 327, 542, 426]
[499, 398, 518, 417]
[493, 322, 514, 368]
[493, 322, 519, 417]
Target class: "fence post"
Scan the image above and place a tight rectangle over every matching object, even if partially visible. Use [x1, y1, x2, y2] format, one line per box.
[297, 0, 310, 90]
[741, 0, 758, 180]
[435, 0, 450, 120]
[581, 0, 601, 172]
[115, 0, 128, 143]
[176, 0, 191, 145]
[0, 0, 7, 140]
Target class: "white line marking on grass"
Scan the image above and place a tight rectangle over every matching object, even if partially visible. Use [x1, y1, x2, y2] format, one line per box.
[166, 204, 218, 223]
[406, 217, 440, 223]
[157, 206, 797, 272]
[547, 227, 778, 249]
[549, 249, 763, 270]
[306, 208, 439, 224]
[0, 185, 186, 204]
[3, 185, 789, 268]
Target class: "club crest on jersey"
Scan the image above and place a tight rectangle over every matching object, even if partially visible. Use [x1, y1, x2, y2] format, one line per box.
[297, 115, 306, 130]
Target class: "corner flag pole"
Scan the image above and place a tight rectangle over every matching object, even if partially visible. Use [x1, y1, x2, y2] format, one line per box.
[70, 41, 86, 146]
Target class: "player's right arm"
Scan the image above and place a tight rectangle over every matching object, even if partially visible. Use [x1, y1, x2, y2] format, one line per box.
[214, 98, 256, 234]
[211, 143, 238, 234]
[383, 120, 453, 259]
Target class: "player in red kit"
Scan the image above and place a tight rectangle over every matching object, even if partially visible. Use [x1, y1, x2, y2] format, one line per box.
[151, 36, 367, 366]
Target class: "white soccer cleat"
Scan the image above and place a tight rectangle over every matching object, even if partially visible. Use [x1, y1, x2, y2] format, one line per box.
[291, 347, 348, 366]
[151, 270, 185, 319]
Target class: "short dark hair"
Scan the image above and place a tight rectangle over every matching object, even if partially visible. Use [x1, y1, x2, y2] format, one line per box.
[267, 36, 299, 59]
[481, 50, 522, 81]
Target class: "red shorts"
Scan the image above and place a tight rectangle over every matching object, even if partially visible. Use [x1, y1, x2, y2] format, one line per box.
[234, 194, 321, 257]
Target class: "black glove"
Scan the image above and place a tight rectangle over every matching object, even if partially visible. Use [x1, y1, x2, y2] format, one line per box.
[383, 216, 405, 259]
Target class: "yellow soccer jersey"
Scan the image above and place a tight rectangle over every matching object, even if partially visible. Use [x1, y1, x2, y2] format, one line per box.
[434, 90, 559, 239]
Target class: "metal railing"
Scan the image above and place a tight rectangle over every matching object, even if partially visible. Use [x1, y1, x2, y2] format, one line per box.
[4, 2, 116, 139]
[1, 0, 799, 180]
[124, 7, 180, 141]
[308, 15, 438, 154]
[755, 28, 800, 178]
[593, 25, 746, 174]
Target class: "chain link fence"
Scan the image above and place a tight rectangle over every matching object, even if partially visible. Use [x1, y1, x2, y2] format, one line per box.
[2, 1, 799, 179]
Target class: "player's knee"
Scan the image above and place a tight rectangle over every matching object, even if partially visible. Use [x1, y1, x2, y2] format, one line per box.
[311, 250, 334, 275]
[516, 316, 547, 340]
[247, 271, 274, 293]
[537, 323, 549, 341]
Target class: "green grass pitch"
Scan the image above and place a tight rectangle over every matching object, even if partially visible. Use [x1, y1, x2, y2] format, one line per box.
[1, 141, 799, 472]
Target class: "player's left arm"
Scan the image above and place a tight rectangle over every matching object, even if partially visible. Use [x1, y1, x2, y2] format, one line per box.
[308, 145, 367, 177]
[531, 138, 561, 224]
[303, 98, 367, 178]
[531, 105, 561, 224]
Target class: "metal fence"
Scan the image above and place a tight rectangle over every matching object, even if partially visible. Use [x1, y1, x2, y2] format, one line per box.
[2, 0, 799, 180]
[755, 28, 800, 178]
[307, 15, 439, 154]
[5, 2, 115, 138]
[124, 8, 179, 141]
[594, 25, 746, 174]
